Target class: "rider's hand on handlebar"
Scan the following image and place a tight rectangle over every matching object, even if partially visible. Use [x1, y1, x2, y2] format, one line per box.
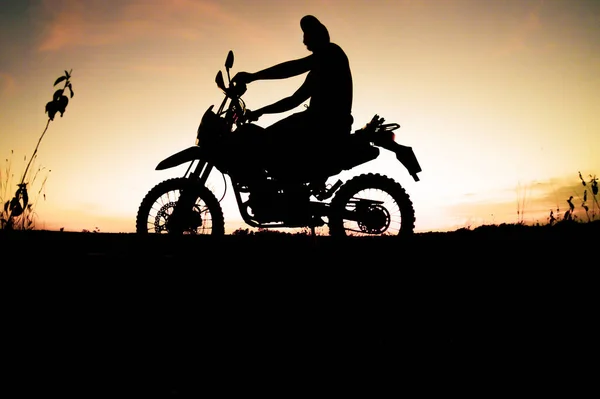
[232, 71, 255, 85]
[244, 109, 263, 122]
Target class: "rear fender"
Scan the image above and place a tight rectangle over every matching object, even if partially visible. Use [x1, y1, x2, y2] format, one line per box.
[395, 144, 422, 182]
[156, 146, 203, 170]
[377, 140, 422, 182]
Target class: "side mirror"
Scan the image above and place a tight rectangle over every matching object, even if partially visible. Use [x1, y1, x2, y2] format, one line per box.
[225, 51, 234, 70]
[215, 71, 226, 92]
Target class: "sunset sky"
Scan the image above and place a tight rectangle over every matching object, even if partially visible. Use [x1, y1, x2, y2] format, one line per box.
[1, 0, 598, 234]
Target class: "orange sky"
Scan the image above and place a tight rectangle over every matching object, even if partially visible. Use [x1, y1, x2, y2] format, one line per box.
[1, 0, 599, 233]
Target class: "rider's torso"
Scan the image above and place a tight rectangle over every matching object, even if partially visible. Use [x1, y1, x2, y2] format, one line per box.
[304, 43, 353, 122]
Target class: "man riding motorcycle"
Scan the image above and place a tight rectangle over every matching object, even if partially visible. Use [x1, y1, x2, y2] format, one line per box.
[230, 15, 354, 180]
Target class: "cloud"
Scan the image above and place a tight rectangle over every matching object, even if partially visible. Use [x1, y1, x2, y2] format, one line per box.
[536, 174, 599, 209]
[493, 0, 544, 58]
[36, 0, 265, 52]
[0, 71, 16, 96]
[443, 172, 599, 227]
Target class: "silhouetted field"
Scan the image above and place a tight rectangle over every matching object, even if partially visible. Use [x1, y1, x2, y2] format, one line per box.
[3, 220, 599, 260]
[2, 222, 597, 397]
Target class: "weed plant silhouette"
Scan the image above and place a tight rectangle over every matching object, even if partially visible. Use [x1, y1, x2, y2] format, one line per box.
[548, 171, 598, 225]
[0, 151, 50, 230]
[1, 70, 74, 230]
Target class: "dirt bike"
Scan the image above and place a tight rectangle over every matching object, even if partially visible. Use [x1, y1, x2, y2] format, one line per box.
[136, 50, 422, 237]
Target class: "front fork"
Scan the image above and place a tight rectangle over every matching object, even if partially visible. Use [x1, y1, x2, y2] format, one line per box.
[167, 160, 212, 233]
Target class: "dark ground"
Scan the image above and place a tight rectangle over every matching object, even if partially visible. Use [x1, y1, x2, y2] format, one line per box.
[1, 222, 598, 397]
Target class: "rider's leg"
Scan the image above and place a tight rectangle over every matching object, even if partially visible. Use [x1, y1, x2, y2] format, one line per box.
[261, 112, 311, 174]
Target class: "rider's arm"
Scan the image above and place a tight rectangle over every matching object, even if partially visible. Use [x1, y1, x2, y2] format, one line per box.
[255, 80, 311, 115]
[251, 56, 313, 81]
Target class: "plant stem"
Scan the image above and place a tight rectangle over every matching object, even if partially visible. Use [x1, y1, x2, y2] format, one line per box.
[20, 118, 51, 186]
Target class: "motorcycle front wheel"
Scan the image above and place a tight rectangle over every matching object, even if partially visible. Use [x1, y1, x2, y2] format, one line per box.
[136, 177, 225, 235]
[328, 173, 415, 237]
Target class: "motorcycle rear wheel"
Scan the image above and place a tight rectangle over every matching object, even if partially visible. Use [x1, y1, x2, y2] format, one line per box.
[136, 178, 225, 235]
[328, 173, 415, 237]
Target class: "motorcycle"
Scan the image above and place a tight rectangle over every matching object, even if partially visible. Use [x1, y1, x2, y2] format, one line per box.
[136, 50, 422, 237]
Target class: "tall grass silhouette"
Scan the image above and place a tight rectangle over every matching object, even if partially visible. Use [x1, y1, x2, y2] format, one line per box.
[1, 70, 74, 230]
[549, 171, 598, 225]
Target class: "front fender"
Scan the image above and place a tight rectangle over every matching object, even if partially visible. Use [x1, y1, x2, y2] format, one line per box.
[156, 146, 203, 170]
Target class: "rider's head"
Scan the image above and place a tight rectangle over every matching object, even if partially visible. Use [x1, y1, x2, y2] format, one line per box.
[301, 15, 330, 52]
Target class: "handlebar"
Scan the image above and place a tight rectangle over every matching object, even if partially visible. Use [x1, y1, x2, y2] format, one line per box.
[229, 81, 247, 97]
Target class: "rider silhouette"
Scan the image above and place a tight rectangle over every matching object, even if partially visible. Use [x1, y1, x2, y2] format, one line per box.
[231, 15, 354, 180]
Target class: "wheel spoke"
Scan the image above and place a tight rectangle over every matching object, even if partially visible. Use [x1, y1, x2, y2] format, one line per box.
[342, 188, 401, 236]
[136, 178, 225, 236]
[328, 173, 415, 237]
